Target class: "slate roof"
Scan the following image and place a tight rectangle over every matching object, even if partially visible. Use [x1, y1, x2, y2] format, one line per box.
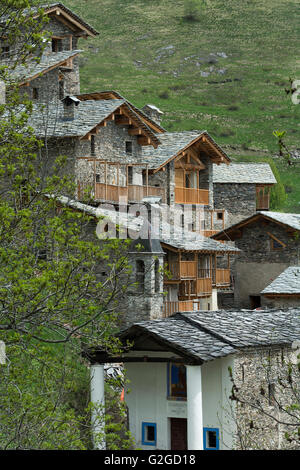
[142, 131, 230, 171]
[159, 220, 239, 253]
[27, 99, 125, 137]
[212, 211, 300, 239]
[213, 163, 277, 184]
[53, 196, 239, 254]
[1, 3, 99, 36]
[41, 3, 99, 36]
[258, 211, 300, 232]
[124, 317, 236, 363]
[261, 267, 300, 295]
[76, 90, 166, 133]
[11, 50, 82, 84]
[118, 308, 300, 364]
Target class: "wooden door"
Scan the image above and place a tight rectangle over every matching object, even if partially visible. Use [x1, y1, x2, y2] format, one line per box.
[170, 418, 187, 450]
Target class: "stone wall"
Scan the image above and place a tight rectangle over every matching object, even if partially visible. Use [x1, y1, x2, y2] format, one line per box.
[231, 220, 300, 307]
[92, 121, 143, 163]
[261, 295, 300, 309]
[233, 347, 300, 450]
[20, 68, 61, 103]
[124, 251, 165, 327]
[214, 183, 257, 227]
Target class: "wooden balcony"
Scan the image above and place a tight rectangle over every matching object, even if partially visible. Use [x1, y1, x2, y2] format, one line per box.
[175, 187, 209, 205]
[180, 261, 197, 279]
[93, 182, 166, 203]
[213, 268, 231, 287]
[163, 300, 202, 318]
[179, 276, 212, 298]
[164, 261, 197, 282]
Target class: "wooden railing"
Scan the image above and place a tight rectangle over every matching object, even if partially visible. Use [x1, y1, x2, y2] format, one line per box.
[164, 300, 202, 317]
[214, 269, 231, 287]
[178, 276, 212, 297]
[175, 187, 209, 205]
[92, 183, 166, 203]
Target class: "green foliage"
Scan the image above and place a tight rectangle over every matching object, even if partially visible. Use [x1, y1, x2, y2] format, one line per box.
[0, 1, 135, 449]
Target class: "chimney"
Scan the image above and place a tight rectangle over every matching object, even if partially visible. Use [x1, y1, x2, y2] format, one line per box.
[142, 104, 163, 125]
[62, 95, 80, 120]
[0, 81, 5, 104]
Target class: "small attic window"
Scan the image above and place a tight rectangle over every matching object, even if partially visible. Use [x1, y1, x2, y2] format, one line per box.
[217, 212, 224, 221]
[269, 234, 286, 251]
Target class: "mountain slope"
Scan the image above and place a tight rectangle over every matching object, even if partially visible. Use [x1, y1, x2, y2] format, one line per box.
[62, 0, 300, 211]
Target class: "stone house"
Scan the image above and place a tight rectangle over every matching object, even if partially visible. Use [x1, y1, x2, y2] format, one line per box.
[212, 211, 300, 308]
[261, 266, 300, 308]
[1, 3, 98, 101]
[213, 163, 277, 228]
[87, 308, 300, 450]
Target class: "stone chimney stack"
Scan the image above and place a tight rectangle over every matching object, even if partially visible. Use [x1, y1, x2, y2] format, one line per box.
[0, 81, 6, 104]
[62, 95, 80, 120]
[142, 104, 163, 125]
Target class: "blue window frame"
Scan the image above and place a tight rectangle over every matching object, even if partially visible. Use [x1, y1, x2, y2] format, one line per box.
[203, 427, 219, 450]
[141, 422, 157, 446]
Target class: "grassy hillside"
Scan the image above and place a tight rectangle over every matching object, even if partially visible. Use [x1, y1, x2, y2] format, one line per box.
[63, 0, 300, 211]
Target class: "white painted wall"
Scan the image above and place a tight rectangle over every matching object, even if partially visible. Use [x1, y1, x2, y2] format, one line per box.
[124, 354, 235, 450]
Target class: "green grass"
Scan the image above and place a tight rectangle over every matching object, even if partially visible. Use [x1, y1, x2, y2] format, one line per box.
[61, 0, 300, 211]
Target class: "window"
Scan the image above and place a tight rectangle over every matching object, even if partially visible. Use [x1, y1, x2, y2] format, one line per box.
[141, 422, 157, 446]
[59, 79, 64, 100]
[128, 166, 133, 185]
[269, 233, 286, 251]
[52, 38, 62, 52]
[217, 212, 224, 221]
[1, 45, 10, 55]
[125, 141, 133, 154]
[270, 238, 285, 251]
[203, 427, 219, 450]
[168, 363, 187, 399]
[91, 135, 96, 156]
[155, 259, 160, 293]
[32, 88, 39, 100]
[136, 260, 145, 292]
[268, 383, 276, 406]
[95, 174, 100, 183]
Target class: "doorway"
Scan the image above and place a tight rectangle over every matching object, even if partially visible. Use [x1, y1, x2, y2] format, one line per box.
[249, 295, 261, 309]
[170, 418, 187, 450]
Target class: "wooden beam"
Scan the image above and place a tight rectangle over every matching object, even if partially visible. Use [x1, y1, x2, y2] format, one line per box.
[128, 127, 142, 136]
[138, 136, 152, 146]
[115, 116, 132, 125]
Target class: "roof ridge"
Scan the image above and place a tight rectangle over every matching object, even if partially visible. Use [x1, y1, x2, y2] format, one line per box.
[177, 312, 236, 348]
